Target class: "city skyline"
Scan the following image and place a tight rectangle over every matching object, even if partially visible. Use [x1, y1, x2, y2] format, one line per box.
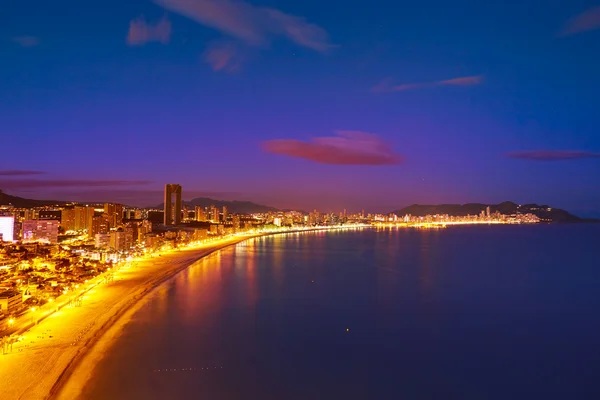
[2, 0, 600, 216]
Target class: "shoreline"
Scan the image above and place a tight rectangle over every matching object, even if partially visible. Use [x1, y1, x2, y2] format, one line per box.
[35, 226, 364, 400]
[49, 234, 262, 400]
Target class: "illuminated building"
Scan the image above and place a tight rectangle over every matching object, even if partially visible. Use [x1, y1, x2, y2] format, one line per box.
[38, 210, 61, 221]
[195, 206, 207, 222]
[232, 215, 240, 232]
[22, 220, 59, 244]
[210, 205, 219, 223]
[164, 184, 182, 225]
[74, 206, 95, 233]
[109, 229, 127, 251]
[95, 233, 110, 248]
[194, 228, 208, 240]
[139, 220, 153, 240]
[0, 291, 22, 313]
[104, 203, 124, 228]
[90, 215, 111, 237]
[222, 206, 228, 223]
[61, 208, 75, 231]
[0, 216, 15, 242]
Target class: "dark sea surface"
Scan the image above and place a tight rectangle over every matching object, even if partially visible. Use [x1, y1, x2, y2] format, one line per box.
[81, 225, 600, 400]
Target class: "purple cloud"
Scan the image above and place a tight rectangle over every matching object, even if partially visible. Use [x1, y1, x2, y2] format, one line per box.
[0, 170, 45, 176]
[0, 180, 152, 189]
[560, 6, 600, 36]
[203, 41, 245, 72]
[506, 150, 600, 161]
[127, 15, 172, 46]
[12, 36, 40, 47]
[154, 0, 335, 53]
[372, 75, 483, 93]
[262, 131, 403, 165]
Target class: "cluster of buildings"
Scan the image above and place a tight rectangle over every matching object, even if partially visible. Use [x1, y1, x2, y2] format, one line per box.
[0, 184, 313, 320]
[0, 184, 542, 320]
[374, 206, 541, 226]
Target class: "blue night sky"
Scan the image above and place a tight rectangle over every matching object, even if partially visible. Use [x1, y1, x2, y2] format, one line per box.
[1, 0, 599, 216]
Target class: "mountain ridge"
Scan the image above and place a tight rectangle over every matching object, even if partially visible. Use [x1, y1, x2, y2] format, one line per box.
[0, 190, 67, 208]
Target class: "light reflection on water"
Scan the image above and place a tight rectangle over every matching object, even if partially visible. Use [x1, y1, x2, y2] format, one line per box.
[80, 225, 600, 400]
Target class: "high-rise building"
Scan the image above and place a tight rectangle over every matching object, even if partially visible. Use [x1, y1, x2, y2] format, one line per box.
[90, 215, 111, 238]
[22, 220, 59, 244]
[104, 203, 124, 228]
[222, 206, 228, 223]
[232, 215, 241, 232]
[195, 206, 207, 222]
[61, 208, 75, 231]
[0, 216, 15, 242]
[74, 206, 95, 233]
[164, 184, 182, 225]
[210, 205, 219, 223]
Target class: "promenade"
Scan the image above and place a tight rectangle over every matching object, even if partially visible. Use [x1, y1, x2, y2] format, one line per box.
[0, 234, 259, 400]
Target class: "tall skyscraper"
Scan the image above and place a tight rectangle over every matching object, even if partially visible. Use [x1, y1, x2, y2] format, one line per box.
[222, 206, 228, 223]
[164, 184, 182, 225]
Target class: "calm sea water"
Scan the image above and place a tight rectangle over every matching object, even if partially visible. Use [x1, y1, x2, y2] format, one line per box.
[80, 225, 600, 399]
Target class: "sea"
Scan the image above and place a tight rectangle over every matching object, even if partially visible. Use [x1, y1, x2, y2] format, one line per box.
[79, 224, 600, 400]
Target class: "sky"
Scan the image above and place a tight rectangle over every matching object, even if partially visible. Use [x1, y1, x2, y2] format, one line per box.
[1, 0, 600, 216]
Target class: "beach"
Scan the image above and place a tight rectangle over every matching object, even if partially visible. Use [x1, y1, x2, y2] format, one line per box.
[0, 234, 263, 400]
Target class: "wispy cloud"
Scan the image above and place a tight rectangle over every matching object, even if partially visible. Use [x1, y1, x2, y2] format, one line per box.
[506, 150, 600, 161]
[560, 6, 600, 36]
[262, 131, 403, 165]
[203, 41, 245, 71]
[0, 170, 45, 176]
[127, 15, 172, 46]
[12, 36, 40, 47]
[372, 75, 483, 93]
[154, 0, 334, 53]
[0, 179, 152, 189]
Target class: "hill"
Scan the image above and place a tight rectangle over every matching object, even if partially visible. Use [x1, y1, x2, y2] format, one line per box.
[0, 190, 66, 208]
[391, 202, 586, 223]
[155, 197, 278, 214]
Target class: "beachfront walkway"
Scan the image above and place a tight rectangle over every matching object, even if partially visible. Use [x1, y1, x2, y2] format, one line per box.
[0, 236, 249, 400]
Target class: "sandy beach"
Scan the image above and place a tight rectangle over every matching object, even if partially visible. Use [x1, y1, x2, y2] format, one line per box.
[0, 234, 264, 400]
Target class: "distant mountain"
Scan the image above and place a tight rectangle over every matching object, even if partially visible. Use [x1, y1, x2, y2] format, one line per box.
[155, 197, 278, 214]
[391, 202, 589, 223]
[0, 190, 66, 208]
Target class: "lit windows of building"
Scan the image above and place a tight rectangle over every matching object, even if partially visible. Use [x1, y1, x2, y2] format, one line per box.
[22, 220, 59, 244]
